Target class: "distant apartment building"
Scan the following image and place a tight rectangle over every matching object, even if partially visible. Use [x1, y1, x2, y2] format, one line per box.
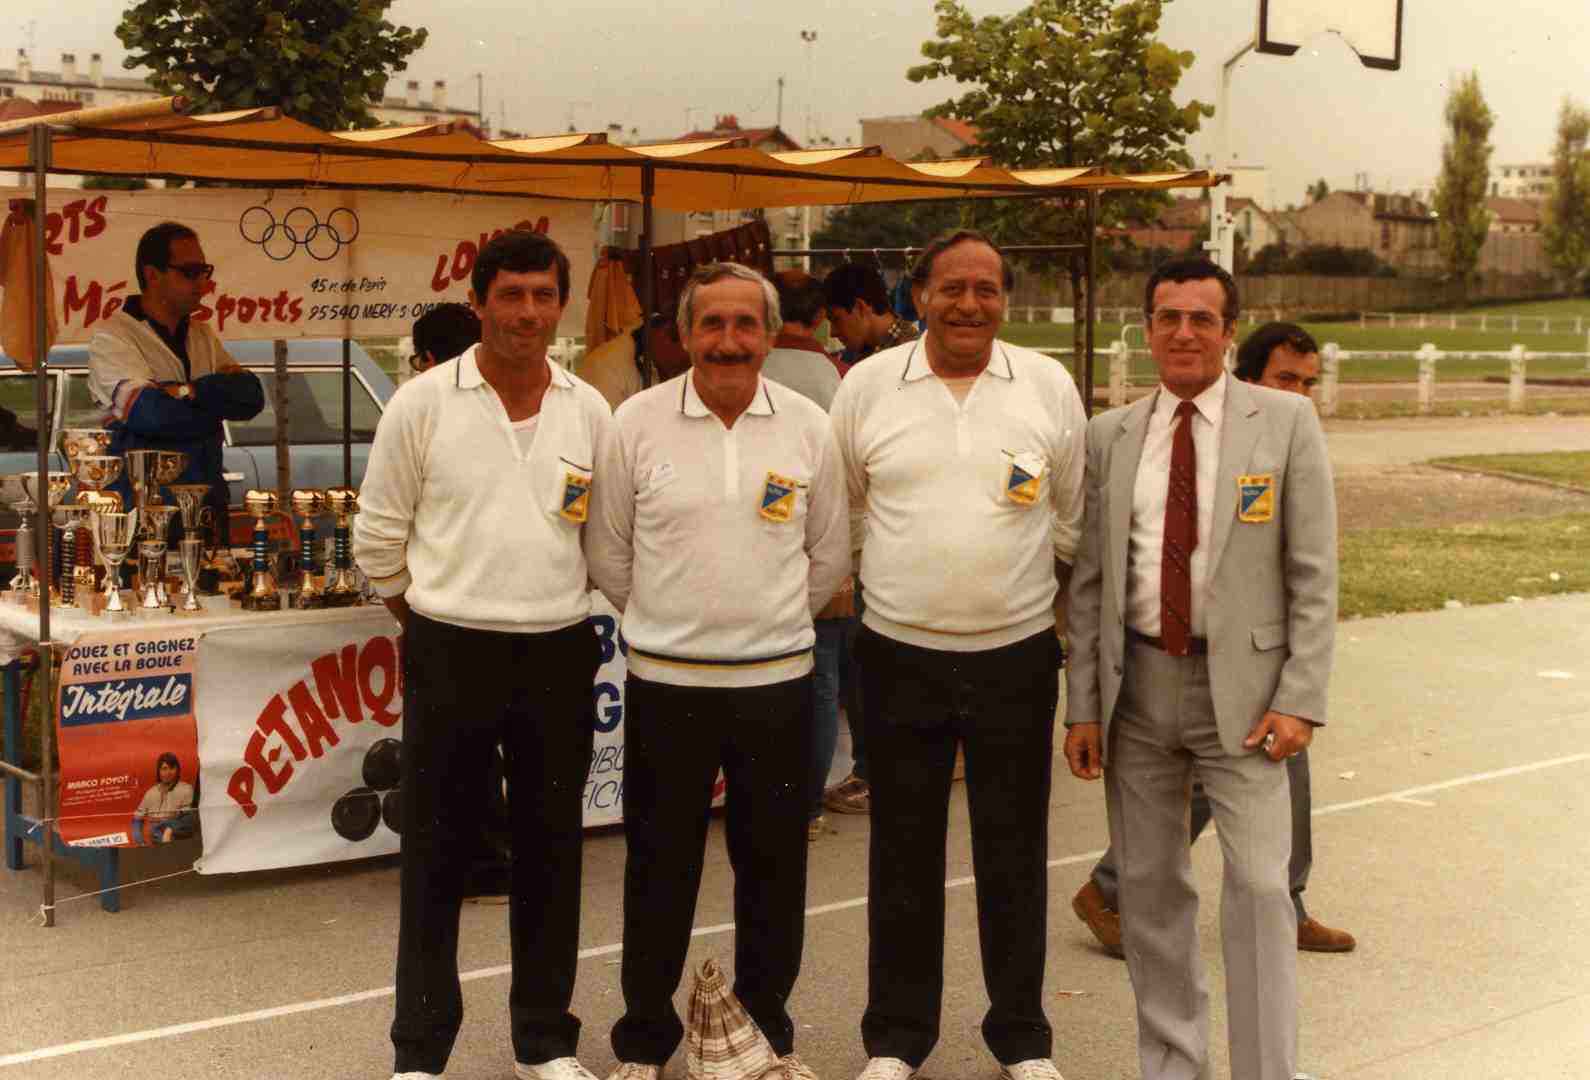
[1492, 162, 1551, 201]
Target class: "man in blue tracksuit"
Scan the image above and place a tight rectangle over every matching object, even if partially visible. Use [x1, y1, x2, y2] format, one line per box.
[87, 222, 263, 540]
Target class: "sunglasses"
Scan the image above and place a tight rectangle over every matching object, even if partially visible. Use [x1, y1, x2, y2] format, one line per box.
[167, 262, 215, 280]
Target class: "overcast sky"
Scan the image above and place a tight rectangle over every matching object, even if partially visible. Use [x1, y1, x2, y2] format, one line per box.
[9, 1, 1586, 207]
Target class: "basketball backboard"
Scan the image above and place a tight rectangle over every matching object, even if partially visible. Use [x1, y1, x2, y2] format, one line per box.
[1257, 0, 1404, 71]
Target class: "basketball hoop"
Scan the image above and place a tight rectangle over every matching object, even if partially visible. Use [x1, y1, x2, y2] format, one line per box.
[1257, 0, 1404, 71]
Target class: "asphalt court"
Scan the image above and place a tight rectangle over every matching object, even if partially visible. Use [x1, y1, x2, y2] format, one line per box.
[3, 592, 1589, 1079]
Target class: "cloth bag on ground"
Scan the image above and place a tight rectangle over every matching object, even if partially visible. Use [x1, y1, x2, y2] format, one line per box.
[684, 957, 781, 1080]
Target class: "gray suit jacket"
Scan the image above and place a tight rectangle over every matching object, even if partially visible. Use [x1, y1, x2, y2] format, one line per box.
[1064, 377, 1337, 756]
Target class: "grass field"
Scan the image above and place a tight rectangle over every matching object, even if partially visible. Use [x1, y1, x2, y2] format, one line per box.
[1429, 451, 1590, 490]
[1339, 513, 1590, 620]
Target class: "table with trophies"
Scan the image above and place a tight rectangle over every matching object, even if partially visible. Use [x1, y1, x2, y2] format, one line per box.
[1, 429, 409, 910]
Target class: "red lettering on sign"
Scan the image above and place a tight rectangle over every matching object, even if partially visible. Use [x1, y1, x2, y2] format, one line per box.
[60, 275, 129, 329]
[286, 681, 339, 759]
[358, 636, 400, 727]
[227, 767, 257, 818]
[312, 644, 363, 724]
[242, 722, 293, 795]
[257, 693, 308, 763]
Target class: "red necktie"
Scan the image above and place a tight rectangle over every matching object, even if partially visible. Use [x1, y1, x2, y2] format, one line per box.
[1161, 400, 1198, 655]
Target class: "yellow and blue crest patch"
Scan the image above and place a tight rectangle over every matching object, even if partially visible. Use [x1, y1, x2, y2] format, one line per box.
[1236, 473, 1274, 523]
[760, 471, 801, 523]
[560, 472, 591, 523]
[1006, 461, 1041, 506]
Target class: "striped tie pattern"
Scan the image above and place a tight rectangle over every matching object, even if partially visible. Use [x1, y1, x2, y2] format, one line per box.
[1160, 400, 1198, 655]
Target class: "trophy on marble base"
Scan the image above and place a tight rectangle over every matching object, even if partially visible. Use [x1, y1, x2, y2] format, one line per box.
[0, 475, 33, 598]
[290, 489, 328, 609]
[241, 490, 281, 611]
[178, 537, 204, 612]
[322, 487, 362, 608]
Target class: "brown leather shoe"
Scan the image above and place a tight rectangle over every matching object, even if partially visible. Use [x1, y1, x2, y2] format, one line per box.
[1071, 879, 1124, 958]
[824, 773, 871, 815]
[1298, 915, 1356, 952]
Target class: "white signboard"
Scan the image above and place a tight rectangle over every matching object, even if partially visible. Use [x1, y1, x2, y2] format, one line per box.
[193, 598, 628, 876]
[1, 186, 593, 344]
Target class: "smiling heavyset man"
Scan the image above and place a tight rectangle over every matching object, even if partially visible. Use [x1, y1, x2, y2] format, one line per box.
[830, 230, 1086, 1080]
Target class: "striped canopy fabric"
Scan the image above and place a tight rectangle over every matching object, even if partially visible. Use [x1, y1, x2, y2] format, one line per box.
[0, 98, 1222, 212]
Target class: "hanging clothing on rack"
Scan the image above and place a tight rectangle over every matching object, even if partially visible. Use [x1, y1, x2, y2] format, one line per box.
[585, 250, 644, 352]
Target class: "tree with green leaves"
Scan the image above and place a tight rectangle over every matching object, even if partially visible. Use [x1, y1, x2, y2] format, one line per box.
[116, 0, 427, 131]
[1543, 98, 1590, 292]
[908, 0, 1210, 356]
[1432, 71, 1493, 292]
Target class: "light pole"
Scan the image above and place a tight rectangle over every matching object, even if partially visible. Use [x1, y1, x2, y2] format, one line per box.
[799, 30, 818, 269]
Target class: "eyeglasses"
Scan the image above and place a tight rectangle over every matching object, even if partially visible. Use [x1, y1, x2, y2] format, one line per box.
[167, 262, 215, 280]
[1148, 308, 1224, 333]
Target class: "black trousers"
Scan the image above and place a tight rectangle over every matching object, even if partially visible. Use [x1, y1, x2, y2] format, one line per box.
[391, 613, 599, 1075]
[611, 674, 813, 1065]
[858, 626, 1060, 1067]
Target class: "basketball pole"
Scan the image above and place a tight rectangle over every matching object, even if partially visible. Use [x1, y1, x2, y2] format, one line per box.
[1207, 36, 1255, 275]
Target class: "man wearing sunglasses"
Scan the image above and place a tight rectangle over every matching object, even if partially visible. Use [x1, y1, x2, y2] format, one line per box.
[88, 221, 264, 537]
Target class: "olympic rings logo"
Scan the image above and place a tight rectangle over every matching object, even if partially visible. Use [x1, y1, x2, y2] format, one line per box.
[238, 205, 361, 262]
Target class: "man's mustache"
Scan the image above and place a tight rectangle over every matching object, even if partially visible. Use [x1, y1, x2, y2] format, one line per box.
[702, 352, 755, 365]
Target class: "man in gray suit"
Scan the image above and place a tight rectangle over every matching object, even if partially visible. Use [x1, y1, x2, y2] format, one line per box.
[1064, 257, 1337, 1080]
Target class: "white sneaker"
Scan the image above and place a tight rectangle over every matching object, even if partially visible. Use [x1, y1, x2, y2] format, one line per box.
[999, 1060, 1065, 1080]
[773, 1053, 820, 1080]
[605, 1065, 661, 1080]
[391, 1073, 442, 1079]
[515, 1058, 599, 1080]
[854, 1059, 915, 1080]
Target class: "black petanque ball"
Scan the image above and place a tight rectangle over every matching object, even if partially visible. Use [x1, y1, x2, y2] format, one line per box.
[381, 789, 401, 835]
[331, 787, 381, 841]
[362, 738, 404, 791]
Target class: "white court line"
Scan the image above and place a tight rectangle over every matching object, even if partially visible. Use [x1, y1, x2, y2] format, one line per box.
[1391, 796, 1436, 807]
[4, 750, 1587, 1070]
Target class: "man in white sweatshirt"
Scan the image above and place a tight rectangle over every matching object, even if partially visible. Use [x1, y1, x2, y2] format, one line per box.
[354, 230, 614, 1080]
[829, 231, 1086, 1080]
[585, 262, 851, 1080]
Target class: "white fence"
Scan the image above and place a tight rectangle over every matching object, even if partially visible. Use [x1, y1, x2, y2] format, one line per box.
[1363, 310, 1590, 339]
[1042, 339, 1590, 415]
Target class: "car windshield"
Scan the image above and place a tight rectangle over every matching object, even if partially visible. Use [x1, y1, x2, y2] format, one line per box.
[227, 369, 382, 446]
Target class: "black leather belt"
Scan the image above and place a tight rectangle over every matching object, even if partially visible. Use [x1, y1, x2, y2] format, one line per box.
[1127, 628, 1208, 656]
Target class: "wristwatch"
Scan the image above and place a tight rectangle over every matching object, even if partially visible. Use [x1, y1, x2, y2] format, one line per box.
[173, 383, 193, 400]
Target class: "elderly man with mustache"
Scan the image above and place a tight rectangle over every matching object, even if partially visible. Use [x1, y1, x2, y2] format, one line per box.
[586, 262, 852, 1080]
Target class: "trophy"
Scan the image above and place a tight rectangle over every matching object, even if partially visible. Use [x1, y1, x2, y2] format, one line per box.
[177, 534, 204, 612]
[18, 472, 74, 601]
[168, 483, 214, 608]
[56, 501, 95, 607]
[137, 504, 179, 609]
[70, 454, 124, 578]
[290, 489, 327, 608]
[61, 429, 112, 471]
[322, 487, 362, 607]
[241, 489, 281, 611]
[0, 475, 32, 597]
[93, 509, 138, 614]
[124, 449, 162, 511]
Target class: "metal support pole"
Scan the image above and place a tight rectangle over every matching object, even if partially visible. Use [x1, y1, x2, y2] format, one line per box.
[634, 164, 656, 385]
[342, 338, 353, 488]
[1208, 37, 1255, 273]
[1083, 190, 1098, 416]
[29, 121, 55, 928]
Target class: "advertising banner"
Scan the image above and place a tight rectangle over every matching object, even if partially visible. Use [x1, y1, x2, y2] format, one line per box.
[193, 612, 404, 874]
[54, 627, 201, 848]
[585, 594, 627, 828]
[0, 186, 594, 344]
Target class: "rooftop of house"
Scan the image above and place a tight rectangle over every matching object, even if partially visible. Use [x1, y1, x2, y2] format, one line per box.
[675, 114, 802, 151]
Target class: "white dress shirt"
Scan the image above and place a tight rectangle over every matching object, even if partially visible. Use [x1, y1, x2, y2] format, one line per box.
[1126, 372, 1226, 639]
[584, 371, 852, 688]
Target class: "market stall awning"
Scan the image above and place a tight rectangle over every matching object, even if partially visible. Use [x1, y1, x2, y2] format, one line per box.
[0, 99, 1222, 211]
